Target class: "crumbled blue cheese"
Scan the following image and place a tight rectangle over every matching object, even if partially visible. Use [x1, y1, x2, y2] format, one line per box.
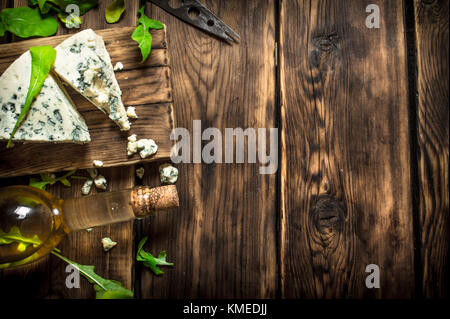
[81, 179, 93, 195]
[86, 167, 98, 179]
[53, 29, 130, 131]
[94, 174, 107, 190]
[126, 106, 138, 119]
[159, 164, 178, 184]
[136, 167, 145, 179]
[101, 237, 117, 251]
[137, 139, 158, 159]
[113, 62, 124, 71]
[127, 134, 138, 156]
[0, 51, 90, 143]
[93, 160, 103, 167]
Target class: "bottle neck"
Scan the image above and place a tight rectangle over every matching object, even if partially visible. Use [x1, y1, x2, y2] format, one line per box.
[61, 185, 179, 232]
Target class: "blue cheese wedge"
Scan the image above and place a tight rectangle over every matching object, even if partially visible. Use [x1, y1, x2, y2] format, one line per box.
[53, 29, 130, 131]
[0, 51, 90, 143]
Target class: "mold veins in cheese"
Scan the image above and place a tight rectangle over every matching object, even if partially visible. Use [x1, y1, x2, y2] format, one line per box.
[53, 29, 131, 131]
[0, 51, 91, 144]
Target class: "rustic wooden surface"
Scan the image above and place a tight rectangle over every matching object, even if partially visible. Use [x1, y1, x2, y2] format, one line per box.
[1, 0, 449, 299]
[279, 0, 415, 298]
[139, 0, 277, 298]
[414, 0, 449, 298]
[0, 27, 174, 177]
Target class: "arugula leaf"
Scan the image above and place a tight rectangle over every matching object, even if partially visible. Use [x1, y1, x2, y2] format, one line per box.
[7, 46, 56, 148]
[30, 0, 98, 25]
[105, 0, 125, 24]
[131, 6, 164, 63]
[136, 236, 173, 275]
[30, 0, 98, 16]
[0, 227, 44, 269]
[0, 19, 5, 37]
[57, 12, 82, 25]
[29, 170, 77, 190]
[0, 7, 58, 38]
[0, 226, 41, 252]
[51, 251, 134, 299]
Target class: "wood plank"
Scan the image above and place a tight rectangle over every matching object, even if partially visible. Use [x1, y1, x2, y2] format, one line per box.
[0, 26, 174, 178]
[1, 0, 140, 298]
[138, 1, 277, 298]
[279, 0, 415, 298]
[414, 0, 449, 298]
[0, 27, 168, 73]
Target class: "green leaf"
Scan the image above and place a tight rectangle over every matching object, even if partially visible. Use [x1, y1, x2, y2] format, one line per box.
[51, 251, 134, 299]
[0, 226, 41, 251]
[0, 19, 5, 37]
[30, 0, 98, 16]
[57, 12, 82, 25]
[0, 227, 43, 269]
[136, 236, 173, 275]
[0, 7, 58, 38]
[7, 46, 56, 148]
[131, 6, 164, 63]
[105, 0, 125, 24]
[29, 170, 77, 190]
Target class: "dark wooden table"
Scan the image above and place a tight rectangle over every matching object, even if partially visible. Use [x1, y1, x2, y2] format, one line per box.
[0, 0, 448, 299]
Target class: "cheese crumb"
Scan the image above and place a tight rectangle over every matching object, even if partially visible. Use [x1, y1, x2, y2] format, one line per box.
[86, 228, 93, 232]
[136, 167, 145, 179]
[113, 62, 124, 71]
[159, 164, 178, 184]
[120, 118, 131, 131]
[127, 134, 138, 156]
[81, 179, 93, 195]
[102, 237, 117, 252]
[126, 106, 138, 119]
[137, 139, 158, 159]
[94, 175, 107, 190]
[93, 160, 103, 167]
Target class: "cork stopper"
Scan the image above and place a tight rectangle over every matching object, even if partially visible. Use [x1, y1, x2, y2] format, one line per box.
[130, 185, 179, 218]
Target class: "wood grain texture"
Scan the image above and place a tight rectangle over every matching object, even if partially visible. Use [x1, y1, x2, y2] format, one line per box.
[414, 0, 449, 298]
[138, 0, 277, 298]
[0, 27, 174, 178]
[1, 1, 140, 298]
[279, 0, 415, 298]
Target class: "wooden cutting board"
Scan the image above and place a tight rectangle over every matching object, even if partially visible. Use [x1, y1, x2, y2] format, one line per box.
[0, 27, 175, 178]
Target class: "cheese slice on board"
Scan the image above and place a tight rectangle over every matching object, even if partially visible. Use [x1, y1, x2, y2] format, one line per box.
[53, 29, 130, 131]
[0, 51, 91, 144]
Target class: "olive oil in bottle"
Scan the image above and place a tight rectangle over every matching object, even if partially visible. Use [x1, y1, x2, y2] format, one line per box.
[0, 185, 179, 269]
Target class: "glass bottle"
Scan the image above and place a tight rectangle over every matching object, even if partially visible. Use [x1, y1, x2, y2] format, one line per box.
[0, 185, 179, 269]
